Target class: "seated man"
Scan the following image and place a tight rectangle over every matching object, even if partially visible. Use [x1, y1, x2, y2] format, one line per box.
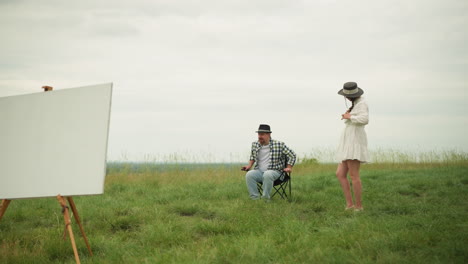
[242, 124, 296, 200]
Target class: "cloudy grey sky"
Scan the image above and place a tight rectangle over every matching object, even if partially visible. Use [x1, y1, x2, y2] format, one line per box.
[1, 0, 467, 162]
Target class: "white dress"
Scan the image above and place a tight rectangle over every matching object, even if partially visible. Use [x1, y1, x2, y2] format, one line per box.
[336, 97, 369, 163]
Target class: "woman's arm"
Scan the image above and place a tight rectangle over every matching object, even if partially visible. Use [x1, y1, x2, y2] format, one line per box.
[350, 101, 369, 125]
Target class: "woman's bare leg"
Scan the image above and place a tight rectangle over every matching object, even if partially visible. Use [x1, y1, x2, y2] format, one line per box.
[336, 162, 353, 208]
[347, 160, 363, 209]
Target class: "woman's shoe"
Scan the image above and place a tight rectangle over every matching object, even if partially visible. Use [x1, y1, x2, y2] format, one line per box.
[345, 206, 354, 211]
[354, 207, 364, 212]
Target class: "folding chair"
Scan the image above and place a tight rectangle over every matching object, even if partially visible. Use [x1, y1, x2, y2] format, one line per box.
[257, 169, 291, 200]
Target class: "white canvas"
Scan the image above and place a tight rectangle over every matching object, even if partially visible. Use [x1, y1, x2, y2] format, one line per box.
[0, 83, 112, 199]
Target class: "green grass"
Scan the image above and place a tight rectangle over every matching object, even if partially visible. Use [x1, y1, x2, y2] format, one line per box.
[1, 161, 467, 263]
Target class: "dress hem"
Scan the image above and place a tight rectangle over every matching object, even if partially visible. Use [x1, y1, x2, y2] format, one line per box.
[337, 159, 368, 164]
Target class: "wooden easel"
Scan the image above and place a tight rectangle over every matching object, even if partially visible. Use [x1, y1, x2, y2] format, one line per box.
[57, 195, 93, 263]
[0, 86, 92, 264]
[42, 85, 53, 91]
[0, 199, 11, 221]
[0, 196, 92, 264]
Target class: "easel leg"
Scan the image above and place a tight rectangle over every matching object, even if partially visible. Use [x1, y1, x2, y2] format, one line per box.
[0, 199, 12, 222]
[67, 197, 93, 256]
[57, 195, 81, 264]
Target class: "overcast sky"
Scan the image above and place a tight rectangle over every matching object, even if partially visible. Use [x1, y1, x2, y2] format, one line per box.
[1, 0, 467, 162]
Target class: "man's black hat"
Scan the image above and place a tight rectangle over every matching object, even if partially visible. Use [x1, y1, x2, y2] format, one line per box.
[256, 124, 272, 133]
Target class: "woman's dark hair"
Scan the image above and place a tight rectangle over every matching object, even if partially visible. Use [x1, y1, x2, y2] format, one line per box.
[346, 97, 357, 112]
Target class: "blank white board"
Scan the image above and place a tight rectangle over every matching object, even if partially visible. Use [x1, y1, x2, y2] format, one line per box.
[0, 83, 112, 199]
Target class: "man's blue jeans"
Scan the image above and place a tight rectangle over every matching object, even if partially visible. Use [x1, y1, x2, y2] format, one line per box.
[245, 169, 281, 200]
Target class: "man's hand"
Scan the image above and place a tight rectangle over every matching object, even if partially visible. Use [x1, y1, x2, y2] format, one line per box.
[283, 167, 292, 173]
[241, 165, 251, 171]
[242, 160, 255, 171]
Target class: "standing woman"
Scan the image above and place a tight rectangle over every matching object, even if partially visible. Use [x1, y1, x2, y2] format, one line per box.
[336, 82, 369, 211]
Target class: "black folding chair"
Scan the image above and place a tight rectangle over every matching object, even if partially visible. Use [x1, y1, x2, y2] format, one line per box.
[257, 169, 291, 200]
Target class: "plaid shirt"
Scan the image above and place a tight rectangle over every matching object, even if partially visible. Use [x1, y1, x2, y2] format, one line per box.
[250, 139, 296, 171]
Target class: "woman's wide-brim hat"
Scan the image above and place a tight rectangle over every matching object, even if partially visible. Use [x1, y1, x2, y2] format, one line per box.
[338, 82, 364, 98]
[256, 124, 272, 133]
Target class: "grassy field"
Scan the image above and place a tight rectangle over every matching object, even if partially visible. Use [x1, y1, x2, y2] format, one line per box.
[1, 160, 467, 263]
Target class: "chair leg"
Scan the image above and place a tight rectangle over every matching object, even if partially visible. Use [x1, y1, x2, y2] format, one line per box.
[281, 181, 289, 200]
[272, 184, 286, 199]
[259, 181, 290, 200]
[257, 183, 263, 196]
[271, 186, 280, 199]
